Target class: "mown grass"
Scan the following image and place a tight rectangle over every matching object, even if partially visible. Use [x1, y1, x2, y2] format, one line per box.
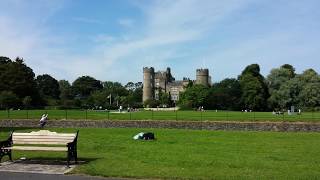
[1, 127, 320, 179]
[0, 109, 320, 122]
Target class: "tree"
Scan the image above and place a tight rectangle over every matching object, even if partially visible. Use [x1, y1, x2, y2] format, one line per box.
[59, 80, 73, 100]
[126, 82, 143, 107]
[22, 96, 32, 109]
[281, 64, 295, 78]
[297, 69, 320, 109]
[208, 78, 242, 110]
[267, 65, 296, 109]
[238, 64, 269, 111]
[125, 82, 135, 91]
[273, 69, 320, 110]
[0, 57, 39, 106]
[36, 74, 60, 99]
[158, 90, 172, 107]
[0, 91, 20, 109]
[59, 80, 74, 108]
[72, 76, 103, 98]
[178, 84, 210, 109]
[102, 81, 128, 107]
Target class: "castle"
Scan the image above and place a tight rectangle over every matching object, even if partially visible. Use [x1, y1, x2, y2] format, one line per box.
[143, 67, 211, 103]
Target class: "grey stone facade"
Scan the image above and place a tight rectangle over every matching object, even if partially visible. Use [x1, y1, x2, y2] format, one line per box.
[143, 67, 211, 103]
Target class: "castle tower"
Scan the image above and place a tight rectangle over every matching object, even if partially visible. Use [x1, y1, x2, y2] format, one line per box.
[196, 68, 209, 87]
[143, 67, 155, 102]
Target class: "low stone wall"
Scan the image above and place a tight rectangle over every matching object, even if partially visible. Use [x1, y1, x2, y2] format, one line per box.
[1, 119, 320, 132]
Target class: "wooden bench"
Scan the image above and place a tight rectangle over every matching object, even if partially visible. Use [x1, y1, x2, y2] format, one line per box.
[0, 130, 79, 166]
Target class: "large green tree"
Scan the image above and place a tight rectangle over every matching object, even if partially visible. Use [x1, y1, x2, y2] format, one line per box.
[36, 74, 60, 99]
[178, 84, 210, 109]
[125, 82, 143, 107]
[272, 69, 320, 110]
[208, 78, 242, 110]
[267, 64, 296, 109]
[297, 69, 320, 109]
[238, 64, 269, 111]
[0, 91, 20, 109]
[72, 76, 103, 98]
[59, 80, 74, 108]
[0, 57, 39, 107]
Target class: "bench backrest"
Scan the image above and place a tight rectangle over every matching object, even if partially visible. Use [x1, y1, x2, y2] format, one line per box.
[12, 130, 77, 145]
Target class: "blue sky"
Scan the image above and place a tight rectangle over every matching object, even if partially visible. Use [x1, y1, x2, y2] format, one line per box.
[0, 0, 319, 84]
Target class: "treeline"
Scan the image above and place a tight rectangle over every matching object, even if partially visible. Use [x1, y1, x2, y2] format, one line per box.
[177, 64, 320, 111]
[0, 56, 142, 110]
[1, 56, 320, 111]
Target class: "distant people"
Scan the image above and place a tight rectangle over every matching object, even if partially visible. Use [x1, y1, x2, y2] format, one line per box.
[119, 105, 123, 112]
[288, 109, 291, 115]
[39, 114, 48, 128]
[298, 109, 301, 115]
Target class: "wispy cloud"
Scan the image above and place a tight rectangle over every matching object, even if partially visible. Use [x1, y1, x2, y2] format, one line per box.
[0, 0, 319, 84]
[72, 17, 104, 25]
[118, 18, 135, 28]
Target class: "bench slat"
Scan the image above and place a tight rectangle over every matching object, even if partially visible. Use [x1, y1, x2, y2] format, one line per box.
[13, 138, 72, 141]
[12, 141, 69, 145]
[13, 137, 75, 140]
[13, 133, 76, 137]
[5, 146, 68, 151]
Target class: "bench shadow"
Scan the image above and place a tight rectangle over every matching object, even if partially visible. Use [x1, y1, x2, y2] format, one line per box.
[12, 157, 98, 166]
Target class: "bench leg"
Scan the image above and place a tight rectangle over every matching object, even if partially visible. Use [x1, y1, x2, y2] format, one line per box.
[75, 151, 78, 164]
[8, 151, 12, 161]
[67, 152, 70, 167]
[0, 149, 12, 163]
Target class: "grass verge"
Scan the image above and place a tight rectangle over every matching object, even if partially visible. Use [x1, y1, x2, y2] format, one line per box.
[1, 127, 320, 179]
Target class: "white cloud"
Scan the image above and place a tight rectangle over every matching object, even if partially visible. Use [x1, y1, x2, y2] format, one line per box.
[1, 0, 319, 84]
[118, 18, 135, 28]
[72, 17, 104, 25]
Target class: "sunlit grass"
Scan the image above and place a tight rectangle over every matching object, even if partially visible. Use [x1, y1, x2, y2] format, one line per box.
[1, 109, 320, 122]
[1, 127, 320, 179]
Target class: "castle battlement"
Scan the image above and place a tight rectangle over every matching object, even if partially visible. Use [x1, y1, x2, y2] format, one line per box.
[143, 67, 211, 103]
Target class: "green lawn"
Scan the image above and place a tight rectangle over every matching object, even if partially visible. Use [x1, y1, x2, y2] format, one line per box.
[1, 109, 320, 122]
[1, 127, 320, 179]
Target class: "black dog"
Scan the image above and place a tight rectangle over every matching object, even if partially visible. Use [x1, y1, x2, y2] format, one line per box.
[142, 132, 155, 140]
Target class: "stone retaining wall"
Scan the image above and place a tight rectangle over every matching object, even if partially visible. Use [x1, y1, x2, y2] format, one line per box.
[1, 119, 320, 132]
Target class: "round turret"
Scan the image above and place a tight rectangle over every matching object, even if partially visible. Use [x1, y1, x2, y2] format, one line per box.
[196, 69, 209, 86]
[143, 67, 155, 102]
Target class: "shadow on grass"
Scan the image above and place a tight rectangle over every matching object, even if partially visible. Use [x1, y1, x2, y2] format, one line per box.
[12, 157, 98, 166]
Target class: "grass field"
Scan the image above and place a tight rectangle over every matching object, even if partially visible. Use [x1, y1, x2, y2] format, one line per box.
[0, 109, 320, 122]
[0, 127, 319, 179]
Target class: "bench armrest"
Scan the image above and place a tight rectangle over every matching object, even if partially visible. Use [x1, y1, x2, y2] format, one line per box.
[67, 130, 79, 148]
[0, 131, 13, 149]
